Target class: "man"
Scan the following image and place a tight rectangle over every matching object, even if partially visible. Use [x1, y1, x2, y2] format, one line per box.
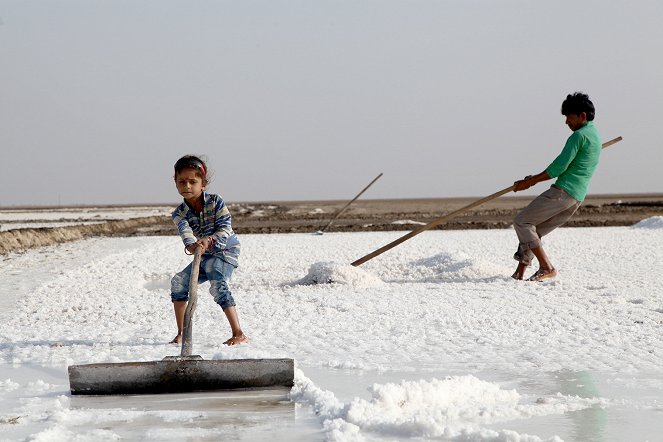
[511, 92, 602, 281]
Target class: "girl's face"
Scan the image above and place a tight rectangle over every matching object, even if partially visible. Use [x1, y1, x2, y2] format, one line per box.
[175, 168, 206, 203]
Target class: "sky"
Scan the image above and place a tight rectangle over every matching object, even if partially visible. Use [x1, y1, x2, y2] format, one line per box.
[1, 0, 662, 207]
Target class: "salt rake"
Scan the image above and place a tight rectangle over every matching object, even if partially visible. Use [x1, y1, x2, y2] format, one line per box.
[317, 172, 383, 234]
[351, 136, 623, 267]
[68, 248, 293, 395]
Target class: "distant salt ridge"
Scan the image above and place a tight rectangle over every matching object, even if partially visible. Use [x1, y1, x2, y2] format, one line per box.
[632, 216, 663, 229]
[391, 219, 426, 225]
[297, 261, 385, 287]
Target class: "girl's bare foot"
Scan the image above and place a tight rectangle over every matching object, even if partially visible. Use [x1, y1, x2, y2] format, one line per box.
[170, 334, 182, 344]
[223, 334, 249, 346]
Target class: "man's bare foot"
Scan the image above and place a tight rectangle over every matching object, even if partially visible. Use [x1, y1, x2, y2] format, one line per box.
[223, 334, 249, 346]
[170, 334, 182, 344]
[528, 268, 557, 282]
[511, 262, 528, 280]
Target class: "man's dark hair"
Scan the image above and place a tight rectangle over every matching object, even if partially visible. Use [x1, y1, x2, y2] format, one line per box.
[561, 92, 595, 121]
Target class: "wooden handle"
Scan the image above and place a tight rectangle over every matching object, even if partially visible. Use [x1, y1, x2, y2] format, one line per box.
[319, 173, 384, 233]
[350, 136, 623, 267]
[350, 185, 514, 267]
[181, 247, 203, 356]
[601, 136, 622, 149]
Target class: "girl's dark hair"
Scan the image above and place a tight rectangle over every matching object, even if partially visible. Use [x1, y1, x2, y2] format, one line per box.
[561, 92, 595, 121]
[174, 155, 210, 185]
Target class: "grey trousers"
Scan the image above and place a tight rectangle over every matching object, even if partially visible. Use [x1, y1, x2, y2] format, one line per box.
[513, 186, 580, 265]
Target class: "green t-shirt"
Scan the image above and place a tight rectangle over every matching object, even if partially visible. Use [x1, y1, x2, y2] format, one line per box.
[545, 121, 602, 201]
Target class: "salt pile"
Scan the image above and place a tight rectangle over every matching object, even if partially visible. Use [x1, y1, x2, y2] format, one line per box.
[296, 261, 385, 287]
[290, 370, 603, 441]
[632, 215, 663, 229]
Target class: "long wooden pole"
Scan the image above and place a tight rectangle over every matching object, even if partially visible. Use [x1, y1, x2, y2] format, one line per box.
[181, 247, 202, 356]
[350, 136, 622, 267]
[319, 173, 383, 233]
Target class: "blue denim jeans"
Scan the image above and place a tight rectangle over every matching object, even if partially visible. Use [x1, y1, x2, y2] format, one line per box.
[170, 255, 236, 309]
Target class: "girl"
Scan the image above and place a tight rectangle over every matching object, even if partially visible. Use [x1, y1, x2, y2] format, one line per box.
[169, 155, 248, 346]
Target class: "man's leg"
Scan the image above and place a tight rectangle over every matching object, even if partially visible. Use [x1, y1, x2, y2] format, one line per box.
[535, 200, 581, 239]
[512, 262, 529, 280]
[527, 246, 557, 281]
[526, 201, 580, 281]
[512, 187, 580, 280]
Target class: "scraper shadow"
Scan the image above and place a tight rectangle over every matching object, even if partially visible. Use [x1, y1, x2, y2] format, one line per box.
[384, 253, 507, 284]
[68, 389, 301, 440]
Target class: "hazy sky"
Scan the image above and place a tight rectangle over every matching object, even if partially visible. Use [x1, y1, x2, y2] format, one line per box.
[1, 1, 661, 207]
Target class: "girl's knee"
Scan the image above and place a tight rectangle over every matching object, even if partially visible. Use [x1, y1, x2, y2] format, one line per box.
[210, 280, 235, 308]
[213, 293, 236, 309]
[170, 273, 189, 302]
[171, 273, 187, 291]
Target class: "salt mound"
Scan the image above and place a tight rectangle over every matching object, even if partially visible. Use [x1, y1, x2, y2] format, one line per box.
[291, 370, 603, 441]
[344, 376, 520, 432]
[297, 261, 385, 287]
[339, 376, 600, 438]
[632, 216, 663, 229]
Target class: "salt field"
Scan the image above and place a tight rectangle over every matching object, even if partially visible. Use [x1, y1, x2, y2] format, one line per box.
[1, 219, 662, 441]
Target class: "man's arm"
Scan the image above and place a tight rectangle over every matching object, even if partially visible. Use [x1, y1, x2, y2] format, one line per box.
[513, 170, 552, 192]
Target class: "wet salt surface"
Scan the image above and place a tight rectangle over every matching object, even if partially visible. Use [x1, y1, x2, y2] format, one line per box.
[0, 206, 172, 232]
[302, 366, 663, 442]
[0, 364, 321, 441]
[1, 222, 662, 441]
[1, 363, 660, 441]
[0, 206, 172, 222]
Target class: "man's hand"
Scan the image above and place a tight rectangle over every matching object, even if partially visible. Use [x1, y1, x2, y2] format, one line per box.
[514, 175, 535, 192]
[513, 171, 552, 192]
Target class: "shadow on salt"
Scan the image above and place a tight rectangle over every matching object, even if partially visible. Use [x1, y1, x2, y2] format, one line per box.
[293, 261, 385, 287]
[386, 252, 510, 284]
